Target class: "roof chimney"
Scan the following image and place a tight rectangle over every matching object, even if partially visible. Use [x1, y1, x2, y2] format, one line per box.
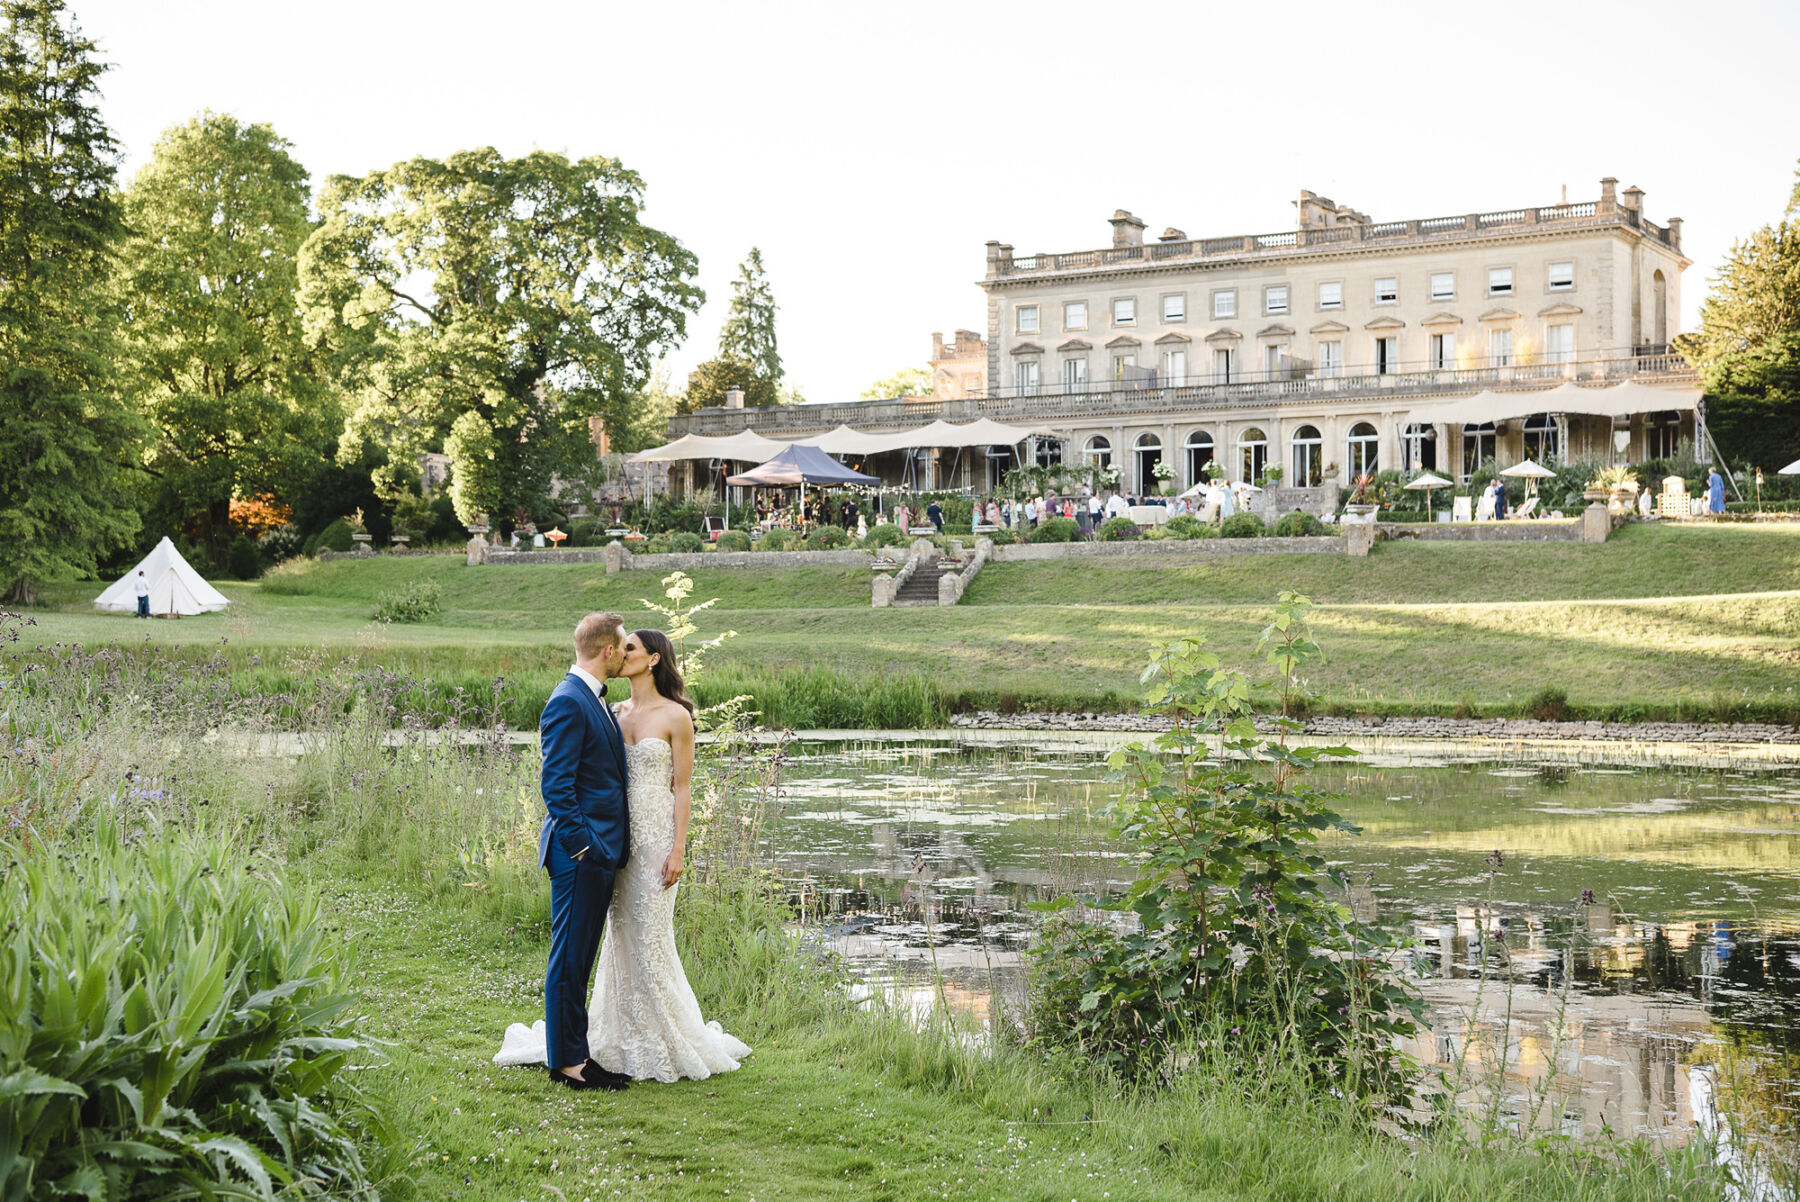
[725, 388, 744, 409]
[1109, 210, 1146, 248]
[1621, 184, 1644, 214]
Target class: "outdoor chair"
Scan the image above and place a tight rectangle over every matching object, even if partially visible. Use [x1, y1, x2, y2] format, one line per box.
[1511, 496, 1539, 519]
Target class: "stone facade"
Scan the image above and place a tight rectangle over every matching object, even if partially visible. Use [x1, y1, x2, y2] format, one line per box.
[930, 329, 986, 400]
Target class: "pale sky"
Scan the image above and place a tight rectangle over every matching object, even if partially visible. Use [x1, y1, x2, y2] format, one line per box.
[78, 0, 1799, 405]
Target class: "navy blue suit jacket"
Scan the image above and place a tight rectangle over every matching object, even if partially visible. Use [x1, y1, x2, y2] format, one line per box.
[537, 674, 630, 870]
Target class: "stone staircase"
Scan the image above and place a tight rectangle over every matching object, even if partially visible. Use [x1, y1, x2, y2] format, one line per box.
[872, 537, 990, 607]
[891, 564, 947, 606]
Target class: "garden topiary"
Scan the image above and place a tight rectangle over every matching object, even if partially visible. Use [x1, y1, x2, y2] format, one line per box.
[1029, 516, 1080, 543]
[1273, 510, 1326, 538]
[666, 532, 706, 554]
[226, 533, 262, 579]
[315, 517, 354, 554]
[862, 523, 907, 550]
[715, 529, 752, 552]
[1097, 515, 1139, 542]
[1219, 513, 1267, 539]
[806, 525, 852, 551]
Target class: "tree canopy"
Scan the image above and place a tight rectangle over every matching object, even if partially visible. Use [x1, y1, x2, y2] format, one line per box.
[299, 148, 702, 524]
[860, 366, 933, 399]
[718, 246, 781, 384]
[0, 0, 141, 601]
[116, 111, 332, 557]
[680, 354, 779, 413]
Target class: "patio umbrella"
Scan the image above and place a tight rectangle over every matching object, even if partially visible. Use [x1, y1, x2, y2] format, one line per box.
[544, 527, 567, 548]
[1780, 458, 1800, 475]
[1402, 471, 1453, 516]
[1500, 458, 1557, 495]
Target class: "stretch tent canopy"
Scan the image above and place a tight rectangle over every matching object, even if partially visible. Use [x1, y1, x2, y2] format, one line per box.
[724, 444, 880, 487]
[631, 417, 1062, 462]
[627, 430, 791, 463]
[93, 537, 229, 616]
[1403, 381, 1700, 427]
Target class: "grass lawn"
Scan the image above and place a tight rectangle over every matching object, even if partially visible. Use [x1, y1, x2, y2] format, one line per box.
[16, 522, 1800, 725]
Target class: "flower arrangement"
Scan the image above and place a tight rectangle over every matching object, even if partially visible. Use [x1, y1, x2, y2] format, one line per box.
[1098, 464, 1121, 488]
[345, 507, 367, 535]
[1151, 459, 1174, 481]
[1349, 474, 1376, 504]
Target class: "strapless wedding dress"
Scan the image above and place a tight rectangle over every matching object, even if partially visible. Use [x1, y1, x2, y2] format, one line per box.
[494, 737, 750, 1081]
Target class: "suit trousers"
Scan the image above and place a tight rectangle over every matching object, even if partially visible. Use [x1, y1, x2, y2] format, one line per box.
[544, 839, 618, 1069]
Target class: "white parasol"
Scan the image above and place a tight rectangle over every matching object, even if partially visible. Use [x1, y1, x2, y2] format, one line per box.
[1402, 470, 1453, 514]
[1780, 458, 1800, 476]
[1500, 458, 1557, 496]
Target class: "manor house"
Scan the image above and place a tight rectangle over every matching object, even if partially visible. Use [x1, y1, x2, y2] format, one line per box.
[664, 178, 1699, 495]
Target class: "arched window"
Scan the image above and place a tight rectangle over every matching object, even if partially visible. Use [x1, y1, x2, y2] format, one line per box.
[1646, 410, 1683, 459]
[1402, 423, 1437, 472]
[1652, 269, 1668, 348]
[1462, 422, 1495, 481]
[1082, 435, 1112, 472]
[1034, 439, 1063, 468]
[1134, 432, 1164, 495]
[1347, 422, 1379, 478]
[1237, 426, 1268, 484]
[1290, 425, 1322, 486]
[1523, 412, 1559, 463]
[1184, 430, 1215, 486]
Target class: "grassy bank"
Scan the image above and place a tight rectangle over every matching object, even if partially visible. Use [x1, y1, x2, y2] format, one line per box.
[15, 522, 1800, 726]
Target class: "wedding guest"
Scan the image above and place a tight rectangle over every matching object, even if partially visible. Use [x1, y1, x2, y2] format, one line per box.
[1707, 468, 1725, 514]
[926, 498, 945, 532]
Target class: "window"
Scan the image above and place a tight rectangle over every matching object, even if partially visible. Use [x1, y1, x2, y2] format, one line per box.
[1082, 434, 1112, 471]
[1646, 410, 1682, 459]
[1184, 430, 1215, 483]
[1462, 421, 1495, 480]
[1213, 346, 1236, 383]
[1112, 297, 1136, 325]
[1016, 305, 1038, 334]
[1374, 276, 1398, 304]
[1265, 284, 1288, 315]
[1429, 332, 1455, 370]
[1523, 412, 1559, 463]
[1263, 344, 1286, 377]
[1237, 427, 1268, 484]
[1317, 340, 1342, 378]
[1488, 328, 1514, 367]
[1063, 300, 1088, 330]
[1548, 261, 1574, 291]
[1375, 336, 1397, 375]
[1488, 267, 1513, 296]
[1134, 433, 1163, 495]
[1213, 289, 1237, 319]
[964, 376, 980, 395]
[1291, 425, 1323, 486]
[1318, 281, 1342, 309]
[1112, 353, 1137, 382]
[1062, 357, 1087, 389]
[1162, 293, 1185, 322]
[1431, 271, 1455, 302]
[1545, 324, 1574, 364]
[1402, 423, 1437, 472]
[1013, 360, 1039, 396]
[1161, 348, 1187, 385]
[1347, 421, 1379, 477]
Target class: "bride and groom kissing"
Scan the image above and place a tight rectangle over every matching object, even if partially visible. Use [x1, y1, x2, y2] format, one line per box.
[494, 612, 749, 1088]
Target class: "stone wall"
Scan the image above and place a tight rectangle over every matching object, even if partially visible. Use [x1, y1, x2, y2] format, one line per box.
[991, 535, 1343, 562]
[1376, 520, 1583, 543]
[485, 545, 875, 571]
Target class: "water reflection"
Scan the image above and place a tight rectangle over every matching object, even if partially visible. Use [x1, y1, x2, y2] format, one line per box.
[765, 740, 1800, 1152]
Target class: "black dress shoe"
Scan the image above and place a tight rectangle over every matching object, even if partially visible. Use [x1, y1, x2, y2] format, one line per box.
[582, 1058, 631, 1091]
[548, 1066, 606, 1091]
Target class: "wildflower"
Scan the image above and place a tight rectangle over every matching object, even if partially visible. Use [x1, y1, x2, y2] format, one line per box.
[1484, 849, 1506, 869]
[1580, 888, 1596, 905]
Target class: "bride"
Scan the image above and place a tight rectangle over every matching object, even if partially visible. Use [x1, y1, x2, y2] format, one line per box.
[495, 628, 750, 1082]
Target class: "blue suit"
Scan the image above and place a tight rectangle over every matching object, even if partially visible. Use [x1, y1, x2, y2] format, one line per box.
[538, 673, 630, 1069]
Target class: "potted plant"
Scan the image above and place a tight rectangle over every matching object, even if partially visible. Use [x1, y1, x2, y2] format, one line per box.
[1322, 460, 1340, 482]
[346, 508, 373, 551]
[1344, 474, 1379, 517]
[1151, 459, 1175, 495]
[1263, 465, 1285, 488]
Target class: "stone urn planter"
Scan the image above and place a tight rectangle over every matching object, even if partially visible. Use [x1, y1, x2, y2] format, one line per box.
[1344, 503, 1378, 518]
[390, 535, 410, 549]
[350, 532, 373, 553]
[1582, 488, 1609, 503]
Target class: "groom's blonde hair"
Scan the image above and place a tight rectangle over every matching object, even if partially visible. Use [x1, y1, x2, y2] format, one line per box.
[573, 611, 625, 660]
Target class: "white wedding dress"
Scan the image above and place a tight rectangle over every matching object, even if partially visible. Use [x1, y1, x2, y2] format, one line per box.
[494, 738, 751, 1081]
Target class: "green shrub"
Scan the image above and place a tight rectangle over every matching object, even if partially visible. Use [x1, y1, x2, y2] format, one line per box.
[226, 533, 262, 579]
[372, 577, 442, 623]
[0, 825, 393, 1198]
[1273, 510, 1326, 538]
[1529, 686, 1570, 722]
[1219, 513, 1267, 538]
[299, 533, 319, 559]
[256, 523, 304, 564]
[862, 523, 907, 550]
[715, 529, 752, 552]
[758, 528, 794, 551]
[984, 527, 1017, 546]
[667, 532, 706, 554]
[806, 525, 852, 551]
[1097, 515, 1139, 542]
[1029, 516, 1080, 543]
[1162, 514, 1206, 540]
[315, 517, 354, 554]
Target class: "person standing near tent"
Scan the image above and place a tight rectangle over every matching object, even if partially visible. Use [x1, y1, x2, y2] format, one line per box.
[895, 502, 910, 535]
[133, 570, 150, 618]
[1707, 468, 1725, 515]
[926, 499, 945, 533]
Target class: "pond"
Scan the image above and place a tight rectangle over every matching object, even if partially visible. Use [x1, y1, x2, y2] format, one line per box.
[762, 735, 1800, 1154]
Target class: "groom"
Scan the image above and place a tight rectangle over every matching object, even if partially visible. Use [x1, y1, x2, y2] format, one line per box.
[538, 611, 633, 1091]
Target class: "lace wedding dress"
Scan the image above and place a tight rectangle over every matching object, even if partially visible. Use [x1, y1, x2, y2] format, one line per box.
[494, 738, 750, 1081]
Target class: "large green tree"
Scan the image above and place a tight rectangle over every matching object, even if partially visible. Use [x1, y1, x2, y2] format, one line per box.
[0, 0, 140, 602]
[1678, 159, 1800, 467]
[860, 366, 932, 399]
[299, 148, 702, 524]
[116, 111, 333, 556]
[717, 246, 780, 384]
[678, 353, 778, 413]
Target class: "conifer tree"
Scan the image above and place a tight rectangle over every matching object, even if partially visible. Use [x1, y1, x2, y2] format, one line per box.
[718, 247, 781, 385]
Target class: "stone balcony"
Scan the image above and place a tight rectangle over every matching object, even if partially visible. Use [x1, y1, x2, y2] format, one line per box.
[987, 198, 1682, 283]
[665, 352, 1698, 439]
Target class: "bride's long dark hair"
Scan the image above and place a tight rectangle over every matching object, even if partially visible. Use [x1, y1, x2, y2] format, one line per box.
[633, 629, 696, 718]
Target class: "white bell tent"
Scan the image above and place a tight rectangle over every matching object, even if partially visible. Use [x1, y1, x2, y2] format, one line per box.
[93, 537, 230, 616]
